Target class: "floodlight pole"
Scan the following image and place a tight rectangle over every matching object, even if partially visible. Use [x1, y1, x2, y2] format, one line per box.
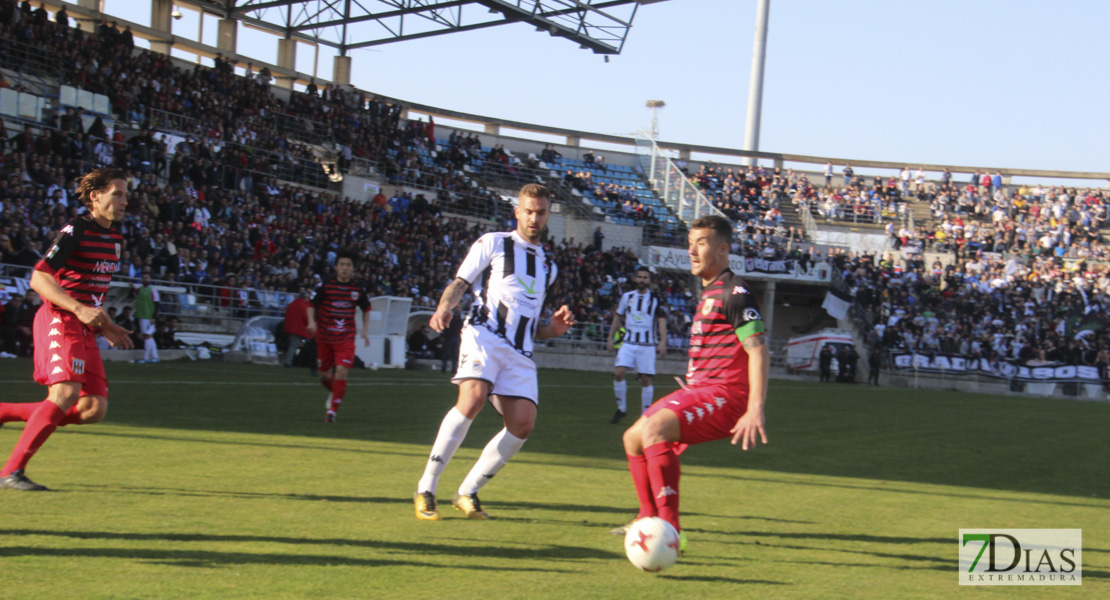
[742, 0, 770, 167]
[646, 100, 665, 187]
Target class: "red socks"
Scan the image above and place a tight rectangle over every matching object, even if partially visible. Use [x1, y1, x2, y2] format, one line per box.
[0, 402, 82, 426]
[1, 401, 65, 476]
[331, 379, 347, 412]
[0, 402, 39, 424]
[628, 453, 657, 520]
[60, 405, 84, 426]
[644, 442, 682, 532]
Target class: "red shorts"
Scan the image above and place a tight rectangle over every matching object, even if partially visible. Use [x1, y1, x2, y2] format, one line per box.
[32, 304, 108, 398]
[644, 385, 749, 451]
[316, 339, 355, 372]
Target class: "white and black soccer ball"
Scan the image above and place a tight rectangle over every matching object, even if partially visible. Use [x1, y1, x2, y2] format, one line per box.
[624, 517, 680, 572]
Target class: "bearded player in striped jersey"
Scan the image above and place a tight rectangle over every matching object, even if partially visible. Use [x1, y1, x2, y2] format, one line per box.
[616, 215, 769, 549]
[606, 266, 667, 424]
[414, 184, 576, 520]
[0, 168, 134, 491]
[306, 249, 372, 423]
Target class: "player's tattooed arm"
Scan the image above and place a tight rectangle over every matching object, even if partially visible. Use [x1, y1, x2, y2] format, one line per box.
[742, 334, 766, 351]
[438, 277, 470, 311]
[430, 277, 470, 332]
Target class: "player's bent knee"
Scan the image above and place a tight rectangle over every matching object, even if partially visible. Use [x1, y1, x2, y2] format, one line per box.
[506, 420, 533, 439]
[641, 411, 679, 446]
[622, 422, 644, 454]
[455, 392, 487, 418]
[48, 381, 84, 410]
[78, 396, 108, 424]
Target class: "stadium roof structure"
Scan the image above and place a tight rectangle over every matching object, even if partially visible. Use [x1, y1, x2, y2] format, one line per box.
[187, 0, 670, 55]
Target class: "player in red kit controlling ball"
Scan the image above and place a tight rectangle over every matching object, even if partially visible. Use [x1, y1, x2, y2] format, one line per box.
[306, 249, 371, 422]
[0, 168, 135, 491]
[616, 215, 769, 549]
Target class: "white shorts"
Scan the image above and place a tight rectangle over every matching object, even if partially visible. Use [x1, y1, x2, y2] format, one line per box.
[453, 325, 539, 404]
[615, 343, 657, 376]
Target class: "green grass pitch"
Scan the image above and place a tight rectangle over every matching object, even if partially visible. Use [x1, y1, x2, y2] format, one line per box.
[0, 359, 1107, 599]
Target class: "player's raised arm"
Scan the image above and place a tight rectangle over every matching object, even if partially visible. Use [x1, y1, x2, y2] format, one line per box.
[430, 277, 470, 333]
[536, 305, 576, 339]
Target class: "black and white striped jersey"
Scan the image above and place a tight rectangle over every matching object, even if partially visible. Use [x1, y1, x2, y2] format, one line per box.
[457, 231, 557, 357]
[616, 290, 666, 346]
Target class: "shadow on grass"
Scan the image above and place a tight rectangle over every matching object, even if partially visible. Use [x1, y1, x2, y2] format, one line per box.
[0, 545, 575, 571]
[701, 530, 952, 545]
[658, 574, 787, 585]
[71, 483, 413, 505]
[0, 528, 621, 562]
[5, 361, 1109, 501]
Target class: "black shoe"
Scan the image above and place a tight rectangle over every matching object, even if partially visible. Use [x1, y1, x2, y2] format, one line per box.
[0, 469, 48, 491]
[609, 409, 627, 424]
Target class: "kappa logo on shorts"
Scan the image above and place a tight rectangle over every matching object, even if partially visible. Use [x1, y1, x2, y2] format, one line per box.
[48, 328, 61, 336]
[51, 366, 63, 375]
[50, 353, 62, 363]
[50, 316, 61, 325]
[49, 341, 61, 349]
[702, 401, 715, 415]
[714, 396, 727, 409]
[684, 411, 695, 424]
[693, 406, 705, 419]
[72, 358, 85, 375]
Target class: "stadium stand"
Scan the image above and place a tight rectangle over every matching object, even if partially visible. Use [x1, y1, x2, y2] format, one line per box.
[0, 4, 704, 353]
[4, 3, 1110, 385]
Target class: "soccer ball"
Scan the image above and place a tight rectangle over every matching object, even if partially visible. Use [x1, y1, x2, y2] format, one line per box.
[624, 517, 680, 572]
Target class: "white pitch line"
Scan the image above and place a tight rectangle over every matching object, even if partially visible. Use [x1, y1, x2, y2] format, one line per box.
[0, 379, 649, 388]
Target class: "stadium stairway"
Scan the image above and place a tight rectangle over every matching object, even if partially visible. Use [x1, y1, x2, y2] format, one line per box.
[777, 200, 806, 232]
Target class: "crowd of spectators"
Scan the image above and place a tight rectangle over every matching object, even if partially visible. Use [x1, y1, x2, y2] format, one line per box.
[893, 175, 1109, 265]
[688, 162, 809, 258]
[9, 0, 1110, 372]
[831, 244, 1110, 374]
[0, 3, 698, 351]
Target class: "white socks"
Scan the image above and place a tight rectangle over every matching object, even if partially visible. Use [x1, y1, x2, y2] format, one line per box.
[458, 428, 526, 496]
[417, 407, 474, 495]
[616, 380, 653, 413]
[614, 379, 627, 412]
[144, 338, 159, 361]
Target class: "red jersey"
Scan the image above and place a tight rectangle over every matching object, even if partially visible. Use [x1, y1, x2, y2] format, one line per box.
[36, 215, 122, 313]
[283, 297, 311, 338]
[686, 270, 765, 390]
[312, 279, 371, 343]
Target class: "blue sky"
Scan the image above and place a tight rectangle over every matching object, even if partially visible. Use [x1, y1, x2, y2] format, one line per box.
[104, 0, 1108, 183]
